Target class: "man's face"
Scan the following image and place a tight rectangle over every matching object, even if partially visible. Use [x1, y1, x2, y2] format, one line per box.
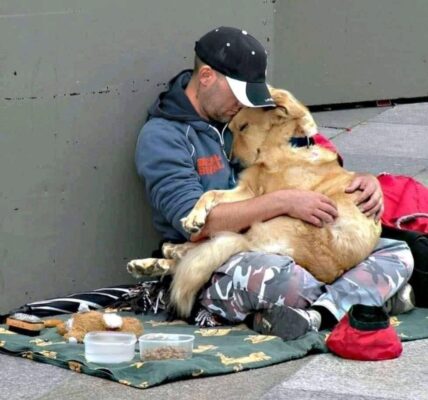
[198, 68, 243, 123]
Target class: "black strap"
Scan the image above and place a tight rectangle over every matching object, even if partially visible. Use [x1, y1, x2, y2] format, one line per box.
[349, 304, 389, 331]
[289, 136, 315, 148]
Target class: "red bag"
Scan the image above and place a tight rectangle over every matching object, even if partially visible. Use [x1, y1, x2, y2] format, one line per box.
[378, 173, 428, 234]
[326, 305, 402, 361]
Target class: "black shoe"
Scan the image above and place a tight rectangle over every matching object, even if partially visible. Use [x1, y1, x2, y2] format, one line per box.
[252, 306, 321, 341]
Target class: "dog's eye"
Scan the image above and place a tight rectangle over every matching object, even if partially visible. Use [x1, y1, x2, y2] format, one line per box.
[239, 123, 248, 132]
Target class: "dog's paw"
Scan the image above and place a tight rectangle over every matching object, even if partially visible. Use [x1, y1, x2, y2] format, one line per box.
[161, 242, 178, 259]
[126, 258, 173, 278]
[181, 193, 219, 234]
[162, 242, 195, 260]
[181, 210, 208, 234]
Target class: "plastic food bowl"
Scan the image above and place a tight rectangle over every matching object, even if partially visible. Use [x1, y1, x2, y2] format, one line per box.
[84, 331, 137, 364]
[138, 333, 195, 361]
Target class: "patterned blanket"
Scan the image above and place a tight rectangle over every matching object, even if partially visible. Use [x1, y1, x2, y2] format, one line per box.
[1, 308, 428, 389]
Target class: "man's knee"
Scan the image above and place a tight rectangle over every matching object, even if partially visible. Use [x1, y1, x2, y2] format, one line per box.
[388, 240, 414, 279]
[226, 252, 296, 292]
[373, 238, 414, 280]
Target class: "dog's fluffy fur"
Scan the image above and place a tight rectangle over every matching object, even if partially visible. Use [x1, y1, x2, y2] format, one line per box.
[128, 88, 381, 318]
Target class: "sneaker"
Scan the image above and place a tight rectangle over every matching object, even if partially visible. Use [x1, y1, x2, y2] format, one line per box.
[252, 306, 322, 341]
[384, 283, 416, 316]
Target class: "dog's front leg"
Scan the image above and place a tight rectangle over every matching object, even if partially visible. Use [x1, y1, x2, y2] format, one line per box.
[162, 242, 198, 260]
[181, 185, 254, 234]
[126, 258, 176, 278]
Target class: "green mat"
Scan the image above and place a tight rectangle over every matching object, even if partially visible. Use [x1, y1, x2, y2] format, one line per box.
[1, 308, 428, 389]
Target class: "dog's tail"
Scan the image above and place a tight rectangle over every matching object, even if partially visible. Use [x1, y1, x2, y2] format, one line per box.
[169, 232, 249, 318]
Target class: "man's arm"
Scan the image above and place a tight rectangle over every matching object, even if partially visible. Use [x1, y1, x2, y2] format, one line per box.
[136, 119, 204, 240]
[192, 174, 383, 241]
[191, 189, 338, 241]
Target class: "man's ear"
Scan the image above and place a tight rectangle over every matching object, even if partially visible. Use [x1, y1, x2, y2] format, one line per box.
[198, 65, 216, 87]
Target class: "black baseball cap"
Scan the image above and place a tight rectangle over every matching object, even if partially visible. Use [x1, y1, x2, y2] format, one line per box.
[195, 26, 275, 108]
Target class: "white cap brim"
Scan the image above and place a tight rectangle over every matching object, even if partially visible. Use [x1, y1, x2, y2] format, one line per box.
[226, 76, 275, 108]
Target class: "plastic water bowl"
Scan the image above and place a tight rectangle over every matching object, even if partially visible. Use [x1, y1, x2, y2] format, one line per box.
[84, 331, 137, 364]
[138, 333, 195, 361]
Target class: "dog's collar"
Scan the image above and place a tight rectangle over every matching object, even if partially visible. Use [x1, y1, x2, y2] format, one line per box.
[289, 136, 315, 148]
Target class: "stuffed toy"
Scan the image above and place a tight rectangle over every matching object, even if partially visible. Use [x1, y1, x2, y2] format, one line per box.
[44, 309, 144, 343]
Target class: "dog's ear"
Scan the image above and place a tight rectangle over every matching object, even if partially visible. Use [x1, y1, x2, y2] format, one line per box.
[273, 106, 289, 119]
[271, 89, 307, 119]
[268, 105, 291, 126]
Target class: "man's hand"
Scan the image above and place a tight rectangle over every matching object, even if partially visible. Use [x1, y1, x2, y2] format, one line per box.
[284, 190, 338, 227]
[345, 174, 383, 221]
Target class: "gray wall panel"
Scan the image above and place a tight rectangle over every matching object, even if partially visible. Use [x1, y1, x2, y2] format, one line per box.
[273, 0, 428, 105]
[0, 0, 274, 311]
[4, 0, 426, 313]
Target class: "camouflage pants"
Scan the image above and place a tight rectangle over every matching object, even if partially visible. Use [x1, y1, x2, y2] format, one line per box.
[199, 238, 414, 322]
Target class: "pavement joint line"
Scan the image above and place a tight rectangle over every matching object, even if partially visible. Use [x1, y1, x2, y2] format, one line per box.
[318, 127, 349, 137]
[319, 119, 375, 130]
[415, 166, 428, 175]
[328, 130, 356, 140]
[318, 125, 350, 130]
[365, 121, 428, 127]
[265, 387, 395, 400]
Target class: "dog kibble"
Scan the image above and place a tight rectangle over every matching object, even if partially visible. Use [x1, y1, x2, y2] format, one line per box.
[142, 346, 187, 360]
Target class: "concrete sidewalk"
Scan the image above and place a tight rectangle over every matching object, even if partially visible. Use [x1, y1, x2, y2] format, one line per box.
[1, 103, 427, 400]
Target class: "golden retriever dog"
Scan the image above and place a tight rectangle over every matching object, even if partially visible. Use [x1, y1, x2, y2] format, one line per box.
[127, 88, 381, 318]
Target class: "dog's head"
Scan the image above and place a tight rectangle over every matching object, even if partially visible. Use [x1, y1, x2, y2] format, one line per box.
[229, 88, 317, 166]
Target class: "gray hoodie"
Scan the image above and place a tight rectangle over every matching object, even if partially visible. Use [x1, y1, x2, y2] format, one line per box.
[135, 70, 237, 241]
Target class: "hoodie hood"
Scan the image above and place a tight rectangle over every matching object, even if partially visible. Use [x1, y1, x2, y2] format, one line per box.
[148, 70, 201, 122]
